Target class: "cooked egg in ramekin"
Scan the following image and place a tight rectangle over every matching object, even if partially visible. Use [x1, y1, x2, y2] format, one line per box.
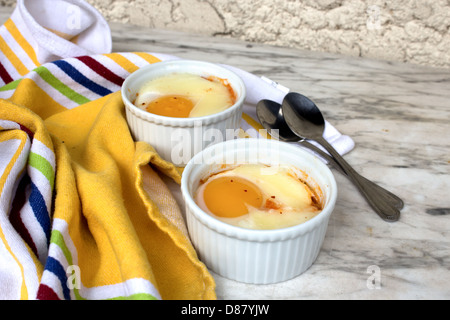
[181, 138, 337, 284]
[121, 60, 246, 166]
[194, 164, 323, 230]
[134, 73, 237, 118]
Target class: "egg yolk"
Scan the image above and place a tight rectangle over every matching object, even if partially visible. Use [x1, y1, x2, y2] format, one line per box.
[145, 95, 194, 118]
[203, 176, 263, 218]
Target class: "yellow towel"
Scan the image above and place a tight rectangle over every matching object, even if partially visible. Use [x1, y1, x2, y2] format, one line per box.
[0, 51, 216, 299]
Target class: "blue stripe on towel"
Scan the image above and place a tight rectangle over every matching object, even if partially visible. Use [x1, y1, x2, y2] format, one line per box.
[45, 256, 71, 300]
[52, 60, 112, 97]
[29, 181, 51, 243]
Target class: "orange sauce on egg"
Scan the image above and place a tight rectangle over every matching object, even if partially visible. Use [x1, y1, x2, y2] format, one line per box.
[203, 76, 237, 105]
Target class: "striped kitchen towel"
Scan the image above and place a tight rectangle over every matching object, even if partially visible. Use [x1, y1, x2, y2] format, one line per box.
[0, 0, 215, 300]
[0, 53, 217, 300]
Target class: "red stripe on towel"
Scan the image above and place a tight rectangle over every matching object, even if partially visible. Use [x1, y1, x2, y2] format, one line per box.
[9, 175, 39, 256]
[19, 123, 34, 139]
[0, 60, 13, 84]
[76, 55, 125, 87]
[36, 284, 61, 300]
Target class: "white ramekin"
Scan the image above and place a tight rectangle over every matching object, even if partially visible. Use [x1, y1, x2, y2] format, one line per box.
[121, 60, 246, 167]
[181, 138, 337, 284]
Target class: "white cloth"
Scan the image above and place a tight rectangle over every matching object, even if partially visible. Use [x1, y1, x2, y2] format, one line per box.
[224, 64, 355, 157]
[14, 0, 112, 63]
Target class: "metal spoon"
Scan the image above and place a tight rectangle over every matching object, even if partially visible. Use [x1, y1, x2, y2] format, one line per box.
[257, 99, 344, 166]
[256, 99, 404, 211]
[281, 92, 402, 222]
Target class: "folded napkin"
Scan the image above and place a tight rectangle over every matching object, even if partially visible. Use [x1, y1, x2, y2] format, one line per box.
[225, 65, 355, 157]
[0, 1, 354, 300]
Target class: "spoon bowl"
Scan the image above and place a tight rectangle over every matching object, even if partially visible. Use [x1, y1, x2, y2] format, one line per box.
[281, 92, 402, 221]
[256, 99, 299, 142]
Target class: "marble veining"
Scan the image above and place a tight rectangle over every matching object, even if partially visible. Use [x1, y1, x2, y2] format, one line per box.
[115, 22, 450, 300]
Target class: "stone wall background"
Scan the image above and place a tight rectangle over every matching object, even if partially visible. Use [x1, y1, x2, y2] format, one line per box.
[2, 0, 449, 68]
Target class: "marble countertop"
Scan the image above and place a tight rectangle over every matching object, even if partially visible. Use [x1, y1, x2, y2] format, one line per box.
[111, 23, 450, 300]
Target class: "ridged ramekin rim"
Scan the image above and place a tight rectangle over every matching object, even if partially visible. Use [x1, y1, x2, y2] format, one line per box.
[121, 59, 246, 127]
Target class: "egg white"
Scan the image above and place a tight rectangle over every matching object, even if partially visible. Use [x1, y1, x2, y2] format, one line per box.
[134, 73, 234, 117]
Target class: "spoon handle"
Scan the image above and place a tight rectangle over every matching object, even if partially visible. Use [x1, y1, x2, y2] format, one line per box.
[299, 140, 404, 210]
[316, 137, 401, 222]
